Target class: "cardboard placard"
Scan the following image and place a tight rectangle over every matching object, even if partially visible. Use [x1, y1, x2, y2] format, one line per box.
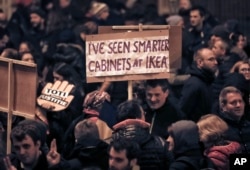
[86, 25, 182, 83]
[0, 58, 37, 119]
[37, 81, 75, 111]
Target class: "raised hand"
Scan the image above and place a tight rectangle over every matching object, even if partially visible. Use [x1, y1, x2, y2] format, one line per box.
[46, 139, 60, 167]
[3, 156, 17, 170]
[37, 81, 75, 111]
[83, 90, 110, 109]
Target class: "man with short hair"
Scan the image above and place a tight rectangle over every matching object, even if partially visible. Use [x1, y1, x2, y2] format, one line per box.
[108, 139, 140, 170]
[218, 86, 250, 153]
[4, 123, 48, 170]
[144, 79, 184, 138]
[182, 5, 212, 72]
[179, 48, 217, 122]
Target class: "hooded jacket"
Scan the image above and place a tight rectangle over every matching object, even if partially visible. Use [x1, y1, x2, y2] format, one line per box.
[169, 120, 205, 170]
[179, 64, 215, 122]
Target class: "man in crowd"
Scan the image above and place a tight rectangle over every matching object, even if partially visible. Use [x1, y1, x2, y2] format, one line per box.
[108, 139, 140, 170]
[3, 122, 48, 170]
[182, 5, 212, 72]
[112, 99, 174, 169]
[179, 48, 217, 122]
[144, 79, 184, 138]
[210, 39, 241, 110]
[218, 86, 250, 153]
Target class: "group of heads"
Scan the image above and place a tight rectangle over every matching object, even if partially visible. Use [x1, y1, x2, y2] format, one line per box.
[8, 83, 246, 170]
[167, 85, 245, 152]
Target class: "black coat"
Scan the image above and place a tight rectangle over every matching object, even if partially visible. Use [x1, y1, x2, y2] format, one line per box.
[212, 53, 241, 103]
[145, 98, 183, 139]
[179, 65, 215, 122]
[6, 5, 31, 48]
[49, 137, 109, 170]
[218, 111, 250, 154]
[169, 120, 211, 170]
[9, 150, 48, 170]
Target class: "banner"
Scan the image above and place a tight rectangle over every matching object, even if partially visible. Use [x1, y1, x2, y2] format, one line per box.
[86, 35, 170, 77]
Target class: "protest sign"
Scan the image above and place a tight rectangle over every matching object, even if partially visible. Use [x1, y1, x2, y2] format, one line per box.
[37, 81, 75, 111]
[0, 58, 37, 118]
[0, 58, 37, 154]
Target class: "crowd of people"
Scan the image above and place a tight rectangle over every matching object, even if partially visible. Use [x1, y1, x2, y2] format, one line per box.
[0, 0, 250, 169]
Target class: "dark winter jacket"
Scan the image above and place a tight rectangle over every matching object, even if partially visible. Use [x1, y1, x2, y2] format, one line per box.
[50, 137, 109, 170]
[9, 150, 48, 170]
[112, 119, 174, 170]
[182, 23, 212, 70]
[6, 5, 31, 48]
[179, 64, 215, 122]
[169, 120, 205, 170]
[218, 111, 250, 154]
[145, 98, 183, 139]
[212, 53, 241, 103]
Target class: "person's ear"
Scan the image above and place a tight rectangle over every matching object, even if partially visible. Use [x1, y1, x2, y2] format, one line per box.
[35, 140, 41, 148]
[221, 102, 226, 112]
[164, 89, 169, 98]
[166, 89, 169, 95]
[130, 158, 137, 167]
[222, 48, 226, 55]
[197, 58, 203, 67]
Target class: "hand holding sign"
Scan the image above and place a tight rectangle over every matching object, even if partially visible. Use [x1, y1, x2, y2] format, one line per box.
[37, 81, 75, 111]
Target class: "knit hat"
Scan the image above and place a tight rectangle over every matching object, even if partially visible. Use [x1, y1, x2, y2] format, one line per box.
[29, 8, 46, 18]
[211, 25, 230, 41]
[166, 15, 183, 26]
[90, 2, 109, 16]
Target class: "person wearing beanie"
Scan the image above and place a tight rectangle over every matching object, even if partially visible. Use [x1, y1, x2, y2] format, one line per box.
[90, 1, 109, 20]
[209, 25, 231, 47]
[29, 8, 46, 30]
[90, 1, 124, 26]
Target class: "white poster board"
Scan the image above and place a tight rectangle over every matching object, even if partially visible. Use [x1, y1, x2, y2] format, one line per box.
[86, 29, 171, 82]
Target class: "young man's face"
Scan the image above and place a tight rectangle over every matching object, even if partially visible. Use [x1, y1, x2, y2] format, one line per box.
[109, 147, 133, 170]
[221, 92, 245, 121]
[12, 135, 41, 167]
[145, 85, 168, 110]
[189, 10, 204, 28]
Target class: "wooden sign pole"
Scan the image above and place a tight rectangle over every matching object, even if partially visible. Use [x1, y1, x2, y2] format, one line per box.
[7, 60, 14, 154]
